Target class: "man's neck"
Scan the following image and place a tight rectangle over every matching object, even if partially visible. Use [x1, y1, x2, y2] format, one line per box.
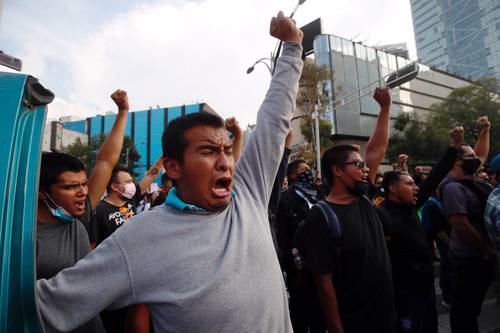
[105, 192, 128, 207]
[326, 183, 356, 205]
[448, 167, 464, 180]
[37, 203, 59, 223]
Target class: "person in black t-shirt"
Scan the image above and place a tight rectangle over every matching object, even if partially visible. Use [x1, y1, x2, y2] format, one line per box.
[303, 87, 395, 333]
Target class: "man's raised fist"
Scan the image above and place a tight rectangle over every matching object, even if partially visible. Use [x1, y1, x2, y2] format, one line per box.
[270, 11, 303, 43]
[111, 89, 129, 112]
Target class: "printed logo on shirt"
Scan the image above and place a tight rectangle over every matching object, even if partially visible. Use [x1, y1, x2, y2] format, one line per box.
[108, 204, 135, 226]
[399, 317, 413, 331]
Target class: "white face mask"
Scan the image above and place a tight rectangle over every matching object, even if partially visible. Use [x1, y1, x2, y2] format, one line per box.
[120, 183, 136, 199]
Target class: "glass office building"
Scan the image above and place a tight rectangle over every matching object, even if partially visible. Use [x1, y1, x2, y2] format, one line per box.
[62, 103, 216, 180]
[312, 33, 470, 149]
[410, 0, 500, 82]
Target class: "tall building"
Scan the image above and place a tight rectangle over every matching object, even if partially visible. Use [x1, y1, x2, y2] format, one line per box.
[62, 103, 217, 179]
[410, 0, 500, 82]
[310, 33, 470, 154]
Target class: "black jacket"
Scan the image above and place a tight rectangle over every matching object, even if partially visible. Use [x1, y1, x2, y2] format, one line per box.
[276, 187, 311, 272]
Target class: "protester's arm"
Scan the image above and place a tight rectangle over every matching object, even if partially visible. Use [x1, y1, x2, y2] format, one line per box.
[448, 214, 484, 252]
[225, 117, 244, 162]
[87, 90, 129, 210]
[365, 87, 391, 184]
[436, 231, 451, 248]
[416, 127, 462, 208]
[314, 273, 345, 333]
[235, 12, 303, 208]
[474, 116, 490, 164]
[37, 236, 133, 332]
[139, 157, 164, 194]
[269, 132, 292, 215]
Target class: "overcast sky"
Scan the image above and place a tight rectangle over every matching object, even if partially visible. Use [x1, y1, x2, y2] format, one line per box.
[0, 0, 416, 127]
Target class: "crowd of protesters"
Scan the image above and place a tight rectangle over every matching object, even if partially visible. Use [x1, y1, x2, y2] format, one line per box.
[32, 11, 499, 333]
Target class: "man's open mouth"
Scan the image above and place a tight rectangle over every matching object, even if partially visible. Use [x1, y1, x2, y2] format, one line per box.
[75, 200, 85, 210]
[212, 177, 232, 198]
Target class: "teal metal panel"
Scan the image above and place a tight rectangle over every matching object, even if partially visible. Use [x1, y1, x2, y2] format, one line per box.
[0, 72, 46, 333]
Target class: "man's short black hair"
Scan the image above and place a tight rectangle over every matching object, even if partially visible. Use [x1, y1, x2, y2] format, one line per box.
[382, 171, 406, 194]
[321, 144, 360, 185]
[39, 152, 86, 193]
[161, 172, 171, 186]
[286, 159, 307, 180]
[107, 165, 131, 192]
[162, 112, 225, 162]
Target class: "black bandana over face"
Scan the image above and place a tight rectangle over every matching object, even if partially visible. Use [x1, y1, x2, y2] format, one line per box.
[294, 169, 318, 203]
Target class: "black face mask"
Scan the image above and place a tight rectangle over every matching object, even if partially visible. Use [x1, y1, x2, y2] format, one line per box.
[461, 158, 481, 175]
[341, 169, 370, 196]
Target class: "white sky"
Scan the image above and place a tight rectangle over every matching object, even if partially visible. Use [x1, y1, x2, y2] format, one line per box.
[0, 0, 416, 127]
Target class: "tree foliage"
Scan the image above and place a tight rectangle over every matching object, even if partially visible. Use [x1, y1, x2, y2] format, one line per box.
[387, 78, 500, 164]
[295, 58, 332, 162]
[64, 135, 141, 177]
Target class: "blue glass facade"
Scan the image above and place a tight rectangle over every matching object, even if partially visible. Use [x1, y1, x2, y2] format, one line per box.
[62, 120, 86, 134]
[61, 103, 210, 182]
[410, 0, 499, 82]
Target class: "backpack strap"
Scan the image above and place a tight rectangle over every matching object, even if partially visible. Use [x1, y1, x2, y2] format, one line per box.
[314, 200, 342, 240]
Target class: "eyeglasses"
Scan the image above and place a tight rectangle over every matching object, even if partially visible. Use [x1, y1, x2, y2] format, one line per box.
[344, 161, 367, 169]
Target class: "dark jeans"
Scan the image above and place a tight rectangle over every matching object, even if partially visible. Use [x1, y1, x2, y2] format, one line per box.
[394, 287, 437, 333]
[449, 255, 496, 333]
[287, 271, 326, 333]
[436, 239, 452, 303]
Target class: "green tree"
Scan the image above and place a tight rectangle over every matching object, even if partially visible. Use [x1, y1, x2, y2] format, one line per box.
[295, 58, 331, 162]
[64, 135, 141, 177]
[388, 78, 500, 164]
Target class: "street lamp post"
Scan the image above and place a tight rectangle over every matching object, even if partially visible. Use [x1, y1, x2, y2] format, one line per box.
[246, 0, 307, 77]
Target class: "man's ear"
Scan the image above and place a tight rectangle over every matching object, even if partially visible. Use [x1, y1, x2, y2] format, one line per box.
[332, 165, 344, 178]
[163, 158, 182, 182]
[38, 189, 47, 201]
[389, 183, 399, 195]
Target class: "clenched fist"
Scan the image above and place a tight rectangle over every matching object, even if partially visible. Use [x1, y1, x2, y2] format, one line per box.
[110, 89, 129, 112]
[476, 116, 490, 130]
[225, 117, 242, 136]
[270, 11, 303, 43]
[449, 126, 464, 148]
[373, 87, 391, 109]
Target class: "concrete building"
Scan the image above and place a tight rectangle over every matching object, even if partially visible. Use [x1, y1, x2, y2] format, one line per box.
[410, 0, 500, 82]
[310, 33, 471, 155]
[42, 120, 88, 152]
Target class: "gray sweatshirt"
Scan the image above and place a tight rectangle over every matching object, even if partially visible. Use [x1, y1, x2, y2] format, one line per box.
[37, 42, 303, 333]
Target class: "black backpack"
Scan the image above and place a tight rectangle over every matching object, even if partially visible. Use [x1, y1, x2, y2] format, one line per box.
[459, 179, 494, 218]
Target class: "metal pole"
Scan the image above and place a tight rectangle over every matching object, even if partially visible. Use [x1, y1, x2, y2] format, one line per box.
[313, 106, 321, 176]
[125, 147, 130, 168]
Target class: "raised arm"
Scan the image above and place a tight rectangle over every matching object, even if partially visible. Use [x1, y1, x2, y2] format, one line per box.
[139, 156, 164, 194]
[87, 90, 129, 209]
[269, 131, 292, 216]
[416, 127, 462, 208]
[365, 87, 391, 184]
[474, 116, 490, 164]
[235, 11, 303, 207]
[225, 117, 244, 162]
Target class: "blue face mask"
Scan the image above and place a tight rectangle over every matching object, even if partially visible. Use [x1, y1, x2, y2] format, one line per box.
[43, 192, 78, 223]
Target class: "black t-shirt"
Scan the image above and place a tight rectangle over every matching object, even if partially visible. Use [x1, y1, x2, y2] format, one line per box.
[94, 184, 143, 244]
[303, 196, 395, 333]
[377, 200, 434, 293]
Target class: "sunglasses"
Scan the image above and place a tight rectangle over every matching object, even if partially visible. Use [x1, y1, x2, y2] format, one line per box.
[344, 161, 367, 169]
